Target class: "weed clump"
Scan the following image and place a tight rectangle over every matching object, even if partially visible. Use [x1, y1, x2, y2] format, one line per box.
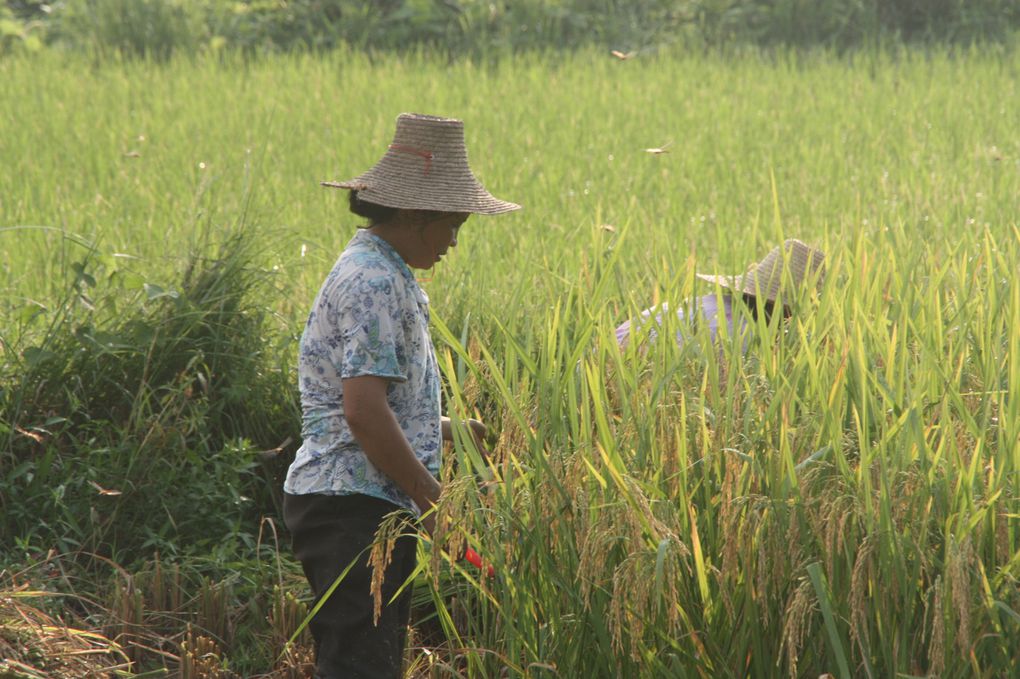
[1, 229, 298, 562]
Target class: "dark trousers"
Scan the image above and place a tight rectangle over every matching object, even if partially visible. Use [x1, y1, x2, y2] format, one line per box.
[283, 492, 419, 679]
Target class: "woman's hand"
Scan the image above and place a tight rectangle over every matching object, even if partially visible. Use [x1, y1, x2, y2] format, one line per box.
[466, 418, 488, 452]
[442, 416, 490, 456]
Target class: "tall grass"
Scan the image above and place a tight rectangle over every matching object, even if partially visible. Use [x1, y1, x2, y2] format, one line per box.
[1, 47, 1018, 675]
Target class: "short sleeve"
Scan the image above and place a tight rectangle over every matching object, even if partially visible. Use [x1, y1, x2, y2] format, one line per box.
[335, 273, 408, 382]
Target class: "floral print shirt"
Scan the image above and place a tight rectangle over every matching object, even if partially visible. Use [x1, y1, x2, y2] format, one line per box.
[284, 230, 441, 513]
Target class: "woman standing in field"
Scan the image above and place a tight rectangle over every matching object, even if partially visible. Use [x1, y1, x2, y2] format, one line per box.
[616, 238, 825, 350]
[283, 113, 519, 679]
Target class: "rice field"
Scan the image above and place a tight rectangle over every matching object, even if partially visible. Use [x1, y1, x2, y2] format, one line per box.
[1, 47, 1019, 677]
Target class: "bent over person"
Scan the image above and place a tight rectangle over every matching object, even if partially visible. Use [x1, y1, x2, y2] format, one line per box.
[283, 113, 519, 679]
[616, 238, 825, 350]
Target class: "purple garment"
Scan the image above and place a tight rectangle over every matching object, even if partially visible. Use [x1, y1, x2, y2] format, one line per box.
[615, 293, 746, 349]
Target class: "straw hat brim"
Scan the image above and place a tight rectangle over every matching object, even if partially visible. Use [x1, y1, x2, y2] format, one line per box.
[695, 272, 789, 302]
[696, 273, 738, 289]
[695, 273, 755, 297]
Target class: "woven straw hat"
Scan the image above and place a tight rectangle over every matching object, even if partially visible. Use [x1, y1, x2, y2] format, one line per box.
[696, 239, 826, 303]
[321, 113, 520, 215]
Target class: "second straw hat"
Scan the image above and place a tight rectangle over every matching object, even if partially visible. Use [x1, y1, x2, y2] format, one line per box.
[696, 239, 826, 303]
[321, 113, 520, 215]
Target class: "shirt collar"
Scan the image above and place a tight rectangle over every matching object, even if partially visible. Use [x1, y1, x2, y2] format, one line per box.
[354, 230, 429, 305]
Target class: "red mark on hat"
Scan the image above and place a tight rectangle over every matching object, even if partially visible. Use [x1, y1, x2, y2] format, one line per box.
[389, 144, 433, 176]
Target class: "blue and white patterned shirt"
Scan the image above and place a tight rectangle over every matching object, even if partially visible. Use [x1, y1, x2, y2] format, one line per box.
[284, 230, 442, 513]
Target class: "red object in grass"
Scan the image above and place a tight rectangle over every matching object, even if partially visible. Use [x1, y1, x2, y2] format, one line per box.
[462, 547, 496, 578]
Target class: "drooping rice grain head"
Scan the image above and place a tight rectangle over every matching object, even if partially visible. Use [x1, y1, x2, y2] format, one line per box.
[368, 511, 406, 626]
[947, 536, 974, 655]
[780, 577, 816, 679]
[429, 474, 475, 585]
[849, 535, 876, 660]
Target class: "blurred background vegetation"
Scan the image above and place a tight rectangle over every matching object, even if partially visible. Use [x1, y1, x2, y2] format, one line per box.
[2, 0, 1019, 59]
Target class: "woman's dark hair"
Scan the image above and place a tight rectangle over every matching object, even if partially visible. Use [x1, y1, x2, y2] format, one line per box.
[349, 190, 398, 225]
[349, 190, 451, 228]
[740, 293, 789, 323]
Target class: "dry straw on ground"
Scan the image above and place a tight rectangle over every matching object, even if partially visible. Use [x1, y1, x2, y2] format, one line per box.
[0, 584, 131, 678]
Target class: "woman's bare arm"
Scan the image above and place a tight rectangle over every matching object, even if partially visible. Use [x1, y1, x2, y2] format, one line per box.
[343, 375, 441, 533]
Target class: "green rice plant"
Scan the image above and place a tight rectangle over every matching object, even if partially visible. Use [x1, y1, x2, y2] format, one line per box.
[1, 46, 1018, 676]
[419, 184, 1020, 676]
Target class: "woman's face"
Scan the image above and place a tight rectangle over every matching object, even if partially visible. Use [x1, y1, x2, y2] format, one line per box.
[415, 212, 469, 268]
